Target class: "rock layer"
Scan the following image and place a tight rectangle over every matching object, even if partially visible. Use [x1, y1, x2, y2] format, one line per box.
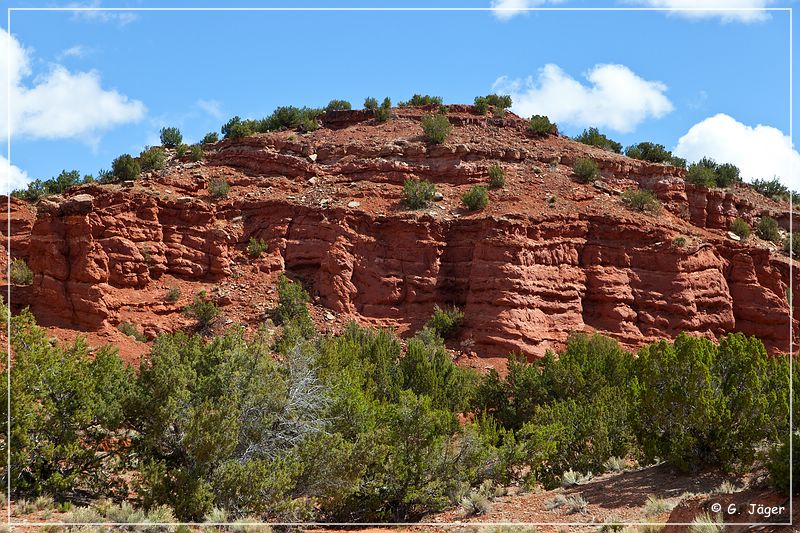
[3, 106, 796, 357]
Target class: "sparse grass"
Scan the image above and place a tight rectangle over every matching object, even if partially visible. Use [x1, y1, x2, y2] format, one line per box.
[644, 495, 676, 517]
[209, 177, 230, 199]
[565, 495, 589, 514]
[14, 499, 36, 516]
[488, 163, 505, 189]
[460, 490, 492, 516]
[621, 190, 661, 214]
[248, 237, 268, 257]
[118, 322, 147, 342]
[545, 494, 567, 510]
[10, 258, 33, 285]
[65, 506, 103, 523]
[561, 469, 593, 487]
[689, 512, 724, 533]
[33, 495, 54, 511]
[603, 456, 627, 473]
[714, 480, 738, 494]
[204, 506, 229, 528]
[600, 515, 624, 532]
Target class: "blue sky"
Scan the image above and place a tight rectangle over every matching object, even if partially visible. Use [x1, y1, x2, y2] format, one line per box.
[1, 0, 798, 191]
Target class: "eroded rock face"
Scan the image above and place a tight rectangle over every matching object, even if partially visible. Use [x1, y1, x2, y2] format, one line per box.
[8, 187, 794, 356]
[3, 107, 797, 357]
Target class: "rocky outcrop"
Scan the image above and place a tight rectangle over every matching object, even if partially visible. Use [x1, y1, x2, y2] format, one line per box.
[12, 186, 795, 356]
[5, 106, 797, 358]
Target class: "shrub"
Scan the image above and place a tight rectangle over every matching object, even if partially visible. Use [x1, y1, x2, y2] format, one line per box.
[574, 127, 622, 153]
[729, 218, 751, 239]
[375, 97, 392, 122]
[160, 126, 183, 147]
[325, 99, 352, 112]
[715, 162, 740, 187]
[265, 106, 323, 131]
[685, 158, 740, 188]
[363, 97, 379, 110]
[528, 115, 557, 136]
[425, 305, 464, 339]
[190, 145, 204, 162]
[247, 236, 268, 257]
[488, 163, 505, 189]
[402, 178, 437, 209]
[634, 332, 787, 472]
[784, 232, 799, 257]
[202, 132, 219, 144]
[11, 169, 90, 202]
[624, 142, 686, 167]
[276, 274, 312, 325]
[474, 94, 512, 116]
[685, 164, 717, 187]
[673, 236, 687, 247]
[621, 189, 661, 213]
[112, 154, 140, 182]
[752, 177, 789, 200]
[473, 96, 489, 115]
[767, 431, 799, 495]
[209, 177, 230, 198]
[10, 258, 33, 285]
[573, 157, 599, 182]
[176, 143, 189, 157]
[139, 146, 166, 171]
[183, 290, 219, 330]
[4, 310, 133, 500]
[33, 495, 54, 511]
[461, 186, 489, 211]
[166, 287, 181, 303]
[118, 322, 147, 342]
[421, 113, 451, 144]
[399, 94, 443, 107]
[221, 116, 255, 139]
[756, 216, 781, 242]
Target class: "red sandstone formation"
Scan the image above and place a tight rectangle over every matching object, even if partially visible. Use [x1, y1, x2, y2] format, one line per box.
[2, 105, 796, 362]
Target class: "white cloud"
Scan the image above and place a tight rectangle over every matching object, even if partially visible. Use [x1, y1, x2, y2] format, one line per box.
[67, 0, 138, 26]
[1, 155, 31, 194]
[492, 0, 775, 22]
[196, 99, 224, 120]
[674, 113, 800, 191]
[1, 28, 146, 143]
[57, 45, 90, 60]
[490, 0, 568, 20]
[493, 63, 673, 133]
[632, 0, 775, 23]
